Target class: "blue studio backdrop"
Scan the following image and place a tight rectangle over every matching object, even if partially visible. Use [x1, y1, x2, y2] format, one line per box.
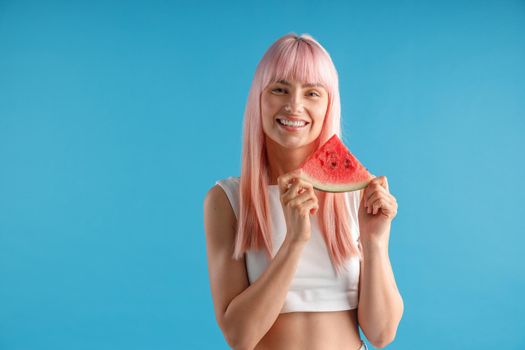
[1, 1, 524, 349]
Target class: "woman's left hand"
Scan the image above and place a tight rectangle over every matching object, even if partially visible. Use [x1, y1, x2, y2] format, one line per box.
[358, 175, 398, 245]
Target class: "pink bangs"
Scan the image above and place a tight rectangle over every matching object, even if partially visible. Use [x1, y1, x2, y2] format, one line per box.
[258, 34, 338, 99]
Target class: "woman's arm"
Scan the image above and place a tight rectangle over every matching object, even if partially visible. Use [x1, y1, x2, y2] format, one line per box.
[357, 239, 404, 348]
[204, 185, 306, 350]
[355, 178, 404, 348]
[224, 239, 306, 350]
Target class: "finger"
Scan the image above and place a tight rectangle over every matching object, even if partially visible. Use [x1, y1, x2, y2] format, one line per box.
[365, 186, 388, 208]
[295, 178, 312, 195]
[301, 198, 319, 216]
[368, 175, 389, 192]
[281, 179, 301, 202]
[367, 198, 383, 215]
[370, 197, 395, 216]
[282, 178, 313, 199]
[282, 179, 314, 204]
[372, 198, 384, 215]
[277, 169, 302, 192]
[367, 198, 381, 214]
[376, 176, 389, 192]
[287, 189, 317, 209]
[307, 198, 319, 215]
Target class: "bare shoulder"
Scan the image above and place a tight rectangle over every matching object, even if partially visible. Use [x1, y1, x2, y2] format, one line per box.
[204, 184, 236, 227]
[203, 184, 249, 330]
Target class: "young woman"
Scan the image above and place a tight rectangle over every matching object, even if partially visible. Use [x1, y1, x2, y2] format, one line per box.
[204, 33, 403, 350]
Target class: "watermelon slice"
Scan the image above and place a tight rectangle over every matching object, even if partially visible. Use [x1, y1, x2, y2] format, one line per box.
[299, 134, 373, 192]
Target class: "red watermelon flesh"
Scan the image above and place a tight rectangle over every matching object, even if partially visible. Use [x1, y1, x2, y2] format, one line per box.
[299, 134, 373, 192]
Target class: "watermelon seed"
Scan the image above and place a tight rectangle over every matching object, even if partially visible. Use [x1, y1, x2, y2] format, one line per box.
[330, 161, 337, 168]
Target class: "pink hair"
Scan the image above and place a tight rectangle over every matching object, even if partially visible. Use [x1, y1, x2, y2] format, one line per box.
[233, 32, 363, 276]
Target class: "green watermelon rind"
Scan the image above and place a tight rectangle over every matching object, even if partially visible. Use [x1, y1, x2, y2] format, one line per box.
[299, 172, 373, 193]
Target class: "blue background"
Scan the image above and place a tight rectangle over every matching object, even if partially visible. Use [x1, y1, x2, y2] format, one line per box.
[1, 0, 524, 349]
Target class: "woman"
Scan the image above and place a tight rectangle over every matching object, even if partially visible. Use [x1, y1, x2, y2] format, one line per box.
[204, 33, 403, 350]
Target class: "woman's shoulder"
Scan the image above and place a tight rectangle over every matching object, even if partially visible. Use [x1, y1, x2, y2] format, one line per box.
[206, 176, 241, 219]
[215, 176, 240, 188]
[214, 176, 241, 199]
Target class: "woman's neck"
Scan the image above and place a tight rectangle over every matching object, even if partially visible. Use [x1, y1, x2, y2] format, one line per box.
[265, 137, 317, 185]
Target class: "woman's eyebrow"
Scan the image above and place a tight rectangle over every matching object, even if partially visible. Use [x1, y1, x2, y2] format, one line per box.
[276, 79, 323, 88]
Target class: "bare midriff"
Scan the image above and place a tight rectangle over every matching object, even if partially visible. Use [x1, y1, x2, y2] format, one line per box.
[254, 309, 362, 350]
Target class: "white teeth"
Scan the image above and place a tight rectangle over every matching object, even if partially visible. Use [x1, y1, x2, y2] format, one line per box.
[278, 119, 307, 127]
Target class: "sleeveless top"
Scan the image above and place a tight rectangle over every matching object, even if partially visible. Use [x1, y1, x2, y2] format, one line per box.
[215, 176, 362, 314]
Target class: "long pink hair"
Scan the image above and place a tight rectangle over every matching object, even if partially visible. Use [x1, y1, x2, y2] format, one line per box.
[234, 33, 363, 276]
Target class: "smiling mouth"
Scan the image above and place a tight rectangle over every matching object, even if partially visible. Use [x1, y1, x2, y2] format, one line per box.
[276, 118, 310, 128]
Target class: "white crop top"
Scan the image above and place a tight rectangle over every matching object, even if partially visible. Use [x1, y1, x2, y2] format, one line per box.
[215, 176, 362, 314]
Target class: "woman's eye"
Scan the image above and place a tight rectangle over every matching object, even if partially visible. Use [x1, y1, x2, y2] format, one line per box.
[271, 88, 321, 97]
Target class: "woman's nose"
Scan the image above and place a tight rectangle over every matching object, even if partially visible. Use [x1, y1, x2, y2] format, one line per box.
[284, 93, 304, 114]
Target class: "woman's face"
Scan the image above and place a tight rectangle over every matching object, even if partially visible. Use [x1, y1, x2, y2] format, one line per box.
[261, 79, 329, 150]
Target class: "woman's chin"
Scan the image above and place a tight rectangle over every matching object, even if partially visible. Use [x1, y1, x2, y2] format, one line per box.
[277, 137, 315, 151]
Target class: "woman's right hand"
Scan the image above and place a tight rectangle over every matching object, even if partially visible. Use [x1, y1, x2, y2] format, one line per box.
[277, 169, 319, 244]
